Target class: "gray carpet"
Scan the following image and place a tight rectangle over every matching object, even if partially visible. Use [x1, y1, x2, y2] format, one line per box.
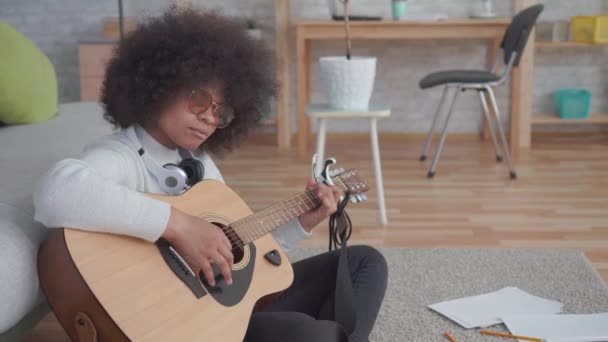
[286, 247, 608, 342]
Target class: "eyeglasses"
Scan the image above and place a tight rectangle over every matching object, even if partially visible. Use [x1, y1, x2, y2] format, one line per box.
[188, 89, 235, 129]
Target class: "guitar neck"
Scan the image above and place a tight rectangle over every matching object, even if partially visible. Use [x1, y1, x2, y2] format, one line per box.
[231, 176, 348, 246]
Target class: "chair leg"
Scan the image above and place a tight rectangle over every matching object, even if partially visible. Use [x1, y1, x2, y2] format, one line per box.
[370, 118, 387, 225]
[428, 87, 460, 178]
[420, 86, 449, 161]
[315, 118, 327, 176]
[485, 86, 517, 180]
[478, 89, 503, 162]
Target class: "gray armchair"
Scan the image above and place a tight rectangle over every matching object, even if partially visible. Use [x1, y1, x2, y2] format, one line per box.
[0, 102, 113, 340]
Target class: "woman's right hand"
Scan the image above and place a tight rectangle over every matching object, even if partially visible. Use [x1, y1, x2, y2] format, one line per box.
[162, 207, 233, 287]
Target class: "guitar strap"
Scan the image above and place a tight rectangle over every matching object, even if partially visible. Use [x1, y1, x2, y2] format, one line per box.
[252, 192, 356, 342]
[325, 191, 357, 336]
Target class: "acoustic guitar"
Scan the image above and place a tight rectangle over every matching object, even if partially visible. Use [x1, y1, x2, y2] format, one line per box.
[38, 167, 368, 341]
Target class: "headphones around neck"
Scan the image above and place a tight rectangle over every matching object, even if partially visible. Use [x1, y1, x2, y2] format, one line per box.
[126, 126, 205, 195]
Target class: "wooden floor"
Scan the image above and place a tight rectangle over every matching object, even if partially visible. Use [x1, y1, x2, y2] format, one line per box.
[24, 133, 608, 341]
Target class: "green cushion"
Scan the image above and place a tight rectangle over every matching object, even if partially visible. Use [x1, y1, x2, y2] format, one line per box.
[0, 21, 57, 125]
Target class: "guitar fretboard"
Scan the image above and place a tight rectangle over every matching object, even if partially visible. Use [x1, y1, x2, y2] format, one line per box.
[229, 176, 348, 247]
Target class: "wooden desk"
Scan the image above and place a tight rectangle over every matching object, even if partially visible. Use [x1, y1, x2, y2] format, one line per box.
[295, 19, 527, 160]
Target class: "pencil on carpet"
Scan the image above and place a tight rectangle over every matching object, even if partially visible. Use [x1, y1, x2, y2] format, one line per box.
[479, 329, 544, 342]
[444, 331, 457, 342]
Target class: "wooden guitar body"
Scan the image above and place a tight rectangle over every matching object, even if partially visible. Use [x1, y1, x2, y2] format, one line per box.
[38, 180, 294, 341]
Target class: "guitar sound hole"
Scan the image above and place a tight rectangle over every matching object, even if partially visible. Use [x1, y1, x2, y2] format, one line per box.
[213, 223, 245, 264]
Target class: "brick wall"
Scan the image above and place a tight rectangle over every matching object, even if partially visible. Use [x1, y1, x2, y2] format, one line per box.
[1, 0, 606, 133]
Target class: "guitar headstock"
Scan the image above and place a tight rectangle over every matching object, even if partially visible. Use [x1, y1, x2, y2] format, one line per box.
[330, 168, 370, 203]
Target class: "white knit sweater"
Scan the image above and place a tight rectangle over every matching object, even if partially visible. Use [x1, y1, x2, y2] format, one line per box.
[33, 125, 310, 251]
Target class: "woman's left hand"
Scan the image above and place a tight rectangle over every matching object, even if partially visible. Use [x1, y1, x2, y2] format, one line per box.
[298, 178, 344, 232]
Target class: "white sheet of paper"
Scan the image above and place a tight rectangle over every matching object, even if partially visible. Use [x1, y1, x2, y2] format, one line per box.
[502, 313, 608, 342]
[428, 287, 563, 329]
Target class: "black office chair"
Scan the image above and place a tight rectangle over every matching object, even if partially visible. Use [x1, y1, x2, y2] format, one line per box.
[418, 4, 544, 179]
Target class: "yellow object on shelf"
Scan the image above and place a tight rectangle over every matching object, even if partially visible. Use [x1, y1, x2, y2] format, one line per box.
[571, 16, 608, 44]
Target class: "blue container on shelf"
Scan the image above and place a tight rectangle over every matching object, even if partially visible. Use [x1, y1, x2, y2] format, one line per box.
[553, 88, 592, 119]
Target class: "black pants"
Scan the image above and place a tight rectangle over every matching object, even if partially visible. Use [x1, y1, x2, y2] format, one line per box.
[244, 245, 388, 342]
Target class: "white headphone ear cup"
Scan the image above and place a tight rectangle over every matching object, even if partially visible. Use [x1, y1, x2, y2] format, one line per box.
[128, 126, 191, 195]
[160, 164, 188, 195]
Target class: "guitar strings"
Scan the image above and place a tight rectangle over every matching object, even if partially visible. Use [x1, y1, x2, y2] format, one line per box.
[217, 191, 316, 245]
[215, 179, 366, 247]
[220, 179, 364, 245]
[221, 179, 364, 246]
[223, 190, 320, 245]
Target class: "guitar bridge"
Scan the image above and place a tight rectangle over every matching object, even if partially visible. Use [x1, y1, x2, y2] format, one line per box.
[156, 238, 207, 299]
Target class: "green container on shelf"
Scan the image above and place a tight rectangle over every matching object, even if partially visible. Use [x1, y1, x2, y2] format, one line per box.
[553, 88, 591, 119]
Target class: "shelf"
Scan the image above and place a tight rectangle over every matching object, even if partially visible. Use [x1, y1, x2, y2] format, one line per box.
[535, 41, 607, 48]
[259, 118, 277, 126]
[532, 113, 608, 125]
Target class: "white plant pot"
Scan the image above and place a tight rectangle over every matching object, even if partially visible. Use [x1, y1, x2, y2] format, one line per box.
[319, 56, 377, 110]
[246, 29, 262, 40]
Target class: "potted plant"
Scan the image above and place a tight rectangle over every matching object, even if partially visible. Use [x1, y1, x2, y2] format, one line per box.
[319, 0, 377, 110]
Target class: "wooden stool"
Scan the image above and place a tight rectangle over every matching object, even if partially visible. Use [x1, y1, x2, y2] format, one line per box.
[305, 104, 390, 226]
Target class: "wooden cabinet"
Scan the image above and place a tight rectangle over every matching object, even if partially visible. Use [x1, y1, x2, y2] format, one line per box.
[78, 41, 117, 102]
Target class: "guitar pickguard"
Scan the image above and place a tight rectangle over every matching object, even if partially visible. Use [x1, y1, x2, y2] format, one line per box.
[157, 238, 256, 307]
[201, 243, 256, 307]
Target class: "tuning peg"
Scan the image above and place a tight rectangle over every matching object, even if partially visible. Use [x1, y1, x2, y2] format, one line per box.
[350, 194, 368, 204]
[329, 167, 345, 177]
